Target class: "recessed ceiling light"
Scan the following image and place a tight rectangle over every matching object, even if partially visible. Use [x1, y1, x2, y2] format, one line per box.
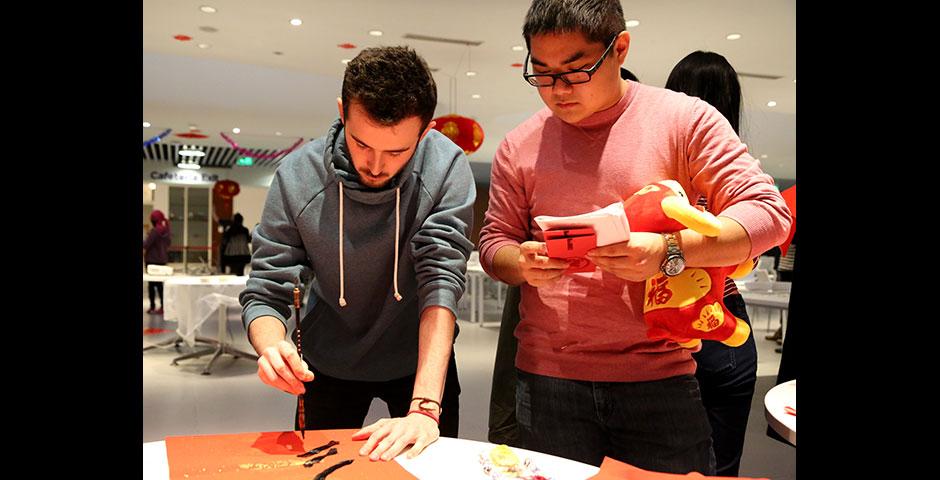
[199, 26, 218, 33]
[466, 71, 477, 77]
[199, 6, 216, 14]
[148, 183, 157, 190]
[511, 45, 524, 51]
[626, 19, 640, 27]
[189, 125, 198, 130]
[232, 127, 241, 134]
[767, 101, 777, 107]
[761, 154, 769, 159]
[177, 162, 202, 170]
[793, 79, 797, 83]
[369, 30, 383, 36]
[726, 33, 742, 40]
[341, 59, 351, 65]
[471, 94, 481, 99]
[178, 149, 206, 158]
[290, 18, 303, 26]
[143, 122, 151, 128]
[275, 132, 283, 136]
[198, 43, 211, 49]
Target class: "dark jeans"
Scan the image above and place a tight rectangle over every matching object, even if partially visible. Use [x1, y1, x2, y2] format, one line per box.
[147, 281, 163, 309]
[516, 369, 716, 474]
[488, 285, 522, 446]
[692, 294, 758, 477]
[296, 352, 461, 437]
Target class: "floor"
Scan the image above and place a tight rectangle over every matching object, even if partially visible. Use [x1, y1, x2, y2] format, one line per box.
[143, 285, 795, 479]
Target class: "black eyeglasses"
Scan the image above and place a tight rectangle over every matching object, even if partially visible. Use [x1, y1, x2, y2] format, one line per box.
[523, 33, 622, 87]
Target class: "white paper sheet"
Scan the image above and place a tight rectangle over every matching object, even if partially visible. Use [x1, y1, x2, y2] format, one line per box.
[534, 201, 631, 247]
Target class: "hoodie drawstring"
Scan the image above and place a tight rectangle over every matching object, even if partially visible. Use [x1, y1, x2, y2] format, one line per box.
[338, 182, 347, 307]
[393, 186, 402, 301]
[337, 182, 402, 307]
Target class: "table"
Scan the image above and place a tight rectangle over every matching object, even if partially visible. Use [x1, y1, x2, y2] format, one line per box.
[143, 436, 600, 479]
[737, 281, 791, 333]
[764, 379, 796, 445]
[161, 275, 258, 375]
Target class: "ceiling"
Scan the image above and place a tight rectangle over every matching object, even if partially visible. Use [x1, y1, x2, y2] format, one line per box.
[143, 0, 796, 179]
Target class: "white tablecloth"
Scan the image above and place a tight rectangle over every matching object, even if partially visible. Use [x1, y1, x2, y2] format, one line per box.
[764, 379, 796, 445]
[143, 436, 600, 479]
[162, 275, 248, 346]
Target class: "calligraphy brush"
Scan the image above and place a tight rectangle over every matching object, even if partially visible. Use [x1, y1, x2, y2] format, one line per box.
[294, 282, 306, 439]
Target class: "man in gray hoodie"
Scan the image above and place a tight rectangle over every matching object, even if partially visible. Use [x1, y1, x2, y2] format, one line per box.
[240, 46, 475, 462]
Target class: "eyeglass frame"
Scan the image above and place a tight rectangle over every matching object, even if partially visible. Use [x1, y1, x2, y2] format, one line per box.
[522, 32, 623, 88]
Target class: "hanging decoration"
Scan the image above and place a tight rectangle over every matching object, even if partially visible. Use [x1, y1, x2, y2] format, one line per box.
[176, 131, 209, 139]
[143, 128, 172, 148]
[433, 114, 484, 155]
[431, 44, 485, 155]
[219, 132, 305, 160]
[213, 179, 240, 200]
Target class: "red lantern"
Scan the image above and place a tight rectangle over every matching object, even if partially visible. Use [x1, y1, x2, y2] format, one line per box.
[432, 114, 484, 155]
[213, 180, 240, 200]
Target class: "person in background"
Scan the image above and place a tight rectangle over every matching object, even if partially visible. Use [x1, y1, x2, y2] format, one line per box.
[240, 46, 475, 462]
[220, 213, 252, 275]
[665, 49, 759, 477]
[144, 209, 171, 314]
[479, 0, 791, 473]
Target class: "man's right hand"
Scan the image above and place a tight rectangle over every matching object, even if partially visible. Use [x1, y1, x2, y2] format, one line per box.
[518, 241, 570, 287]
[257, 340, 315, 395]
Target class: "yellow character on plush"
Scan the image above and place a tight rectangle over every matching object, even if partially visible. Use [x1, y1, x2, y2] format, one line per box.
[623, 180, 753, 348]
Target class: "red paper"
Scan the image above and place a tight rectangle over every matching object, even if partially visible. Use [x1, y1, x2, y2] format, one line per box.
[588, 457, 769, 480]
[544, 227, 597, 273]
[165, 429, 417, 479]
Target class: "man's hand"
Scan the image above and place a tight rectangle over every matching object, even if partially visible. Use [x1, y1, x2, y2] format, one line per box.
[585, 232, 666, 282]
[352, 413, 440, 461]
[256, 340, 315, 395]
[518, 241, 570, 287]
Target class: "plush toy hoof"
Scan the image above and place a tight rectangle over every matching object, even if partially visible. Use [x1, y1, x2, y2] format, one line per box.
[677, 338, 701, 349]
[722, 319, 752, 347]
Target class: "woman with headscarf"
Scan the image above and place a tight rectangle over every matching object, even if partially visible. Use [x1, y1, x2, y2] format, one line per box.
[144, 209, 171, 314]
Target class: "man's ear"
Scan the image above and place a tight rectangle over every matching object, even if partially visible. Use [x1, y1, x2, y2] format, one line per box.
[418, 120, 437, 142]
[615, 31, 631, 65]
[336, 97, 344, 124]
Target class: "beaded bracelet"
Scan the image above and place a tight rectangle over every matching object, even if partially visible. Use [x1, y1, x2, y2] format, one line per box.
[408, 409, 440, 425]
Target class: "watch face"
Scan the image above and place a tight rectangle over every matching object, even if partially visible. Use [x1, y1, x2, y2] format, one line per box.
[663, 256, 685, 276]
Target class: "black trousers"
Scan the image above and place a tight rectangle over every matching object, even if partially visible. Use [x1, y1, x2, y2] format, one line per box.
[296, 352, 461, 437]
[147, 282, 163, 309]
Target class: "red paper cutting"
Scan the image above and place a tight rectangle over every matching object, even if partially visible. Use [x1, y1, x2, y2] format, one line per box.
[174, 35, 193, 41]
[588, 457, 769, 480]
[337, 43, 357, 49]
[165, 429, 418, 479]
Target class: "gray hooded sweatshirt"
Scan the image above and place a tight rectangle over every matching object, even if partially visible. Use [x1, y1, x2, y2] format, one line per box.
[240, 119, 475, 381]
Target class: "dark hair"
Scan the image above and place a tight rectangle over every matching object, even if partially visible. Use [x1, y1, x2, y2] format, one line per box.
[620, 68, 638, 81]
[233, 213, 243, 226]
[342, 46, 437, 130]
[665, 51, 741, 134]
[523, 0, 626, 49]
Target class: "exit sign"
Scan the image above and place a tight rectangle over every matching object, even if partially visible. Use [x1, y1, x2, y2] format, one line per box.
[236, 156, 254, 166]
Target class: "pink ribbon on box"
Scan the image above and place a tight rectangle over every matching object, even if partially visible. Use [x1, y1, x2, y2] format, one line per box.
[219, 132, 304, 160]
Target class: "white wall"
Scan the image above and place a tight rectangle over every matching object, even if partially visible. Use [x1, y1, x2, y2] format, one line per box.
[233, 186, 268, 233]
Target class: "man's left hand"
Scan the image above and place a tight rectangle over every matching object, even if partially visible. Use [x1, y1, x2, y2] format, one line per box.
[585, 232, 665, 282]
[352, 413, 440, 461]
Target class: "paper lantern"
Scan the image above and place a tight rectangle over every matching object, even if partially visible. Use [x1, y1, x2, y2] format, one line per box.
[213, 180, 240, 200]
[432, 114, 484, 155]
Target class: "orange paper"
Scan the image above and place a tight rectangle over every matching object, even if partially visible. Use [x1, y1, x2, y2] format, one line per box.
[588, 457, 769, 480]
[165, 429, 417, 479]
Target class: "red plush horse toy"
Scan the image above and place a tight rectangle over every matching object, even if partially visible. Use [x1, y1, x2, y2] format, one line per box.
[624, 180, 753, 349]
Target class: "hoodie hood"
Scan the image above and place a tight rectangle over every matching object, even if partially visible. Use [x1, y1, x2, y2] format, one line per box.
[150, 209, 170, 236]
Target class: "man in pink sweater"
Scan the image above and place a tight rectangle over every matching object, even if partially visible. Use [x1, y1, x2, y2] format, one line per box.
[478, 0, 792, 474]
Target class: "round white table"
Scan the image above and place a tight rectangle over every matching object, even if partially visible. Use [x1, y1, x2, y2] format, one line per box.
[143, 436, 600, 479]
[764, 379, 796, 445]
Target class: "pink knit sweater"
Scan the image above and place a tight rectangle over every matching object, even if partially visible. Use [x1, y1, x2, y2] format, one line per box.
[479, 81, 792, 382]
